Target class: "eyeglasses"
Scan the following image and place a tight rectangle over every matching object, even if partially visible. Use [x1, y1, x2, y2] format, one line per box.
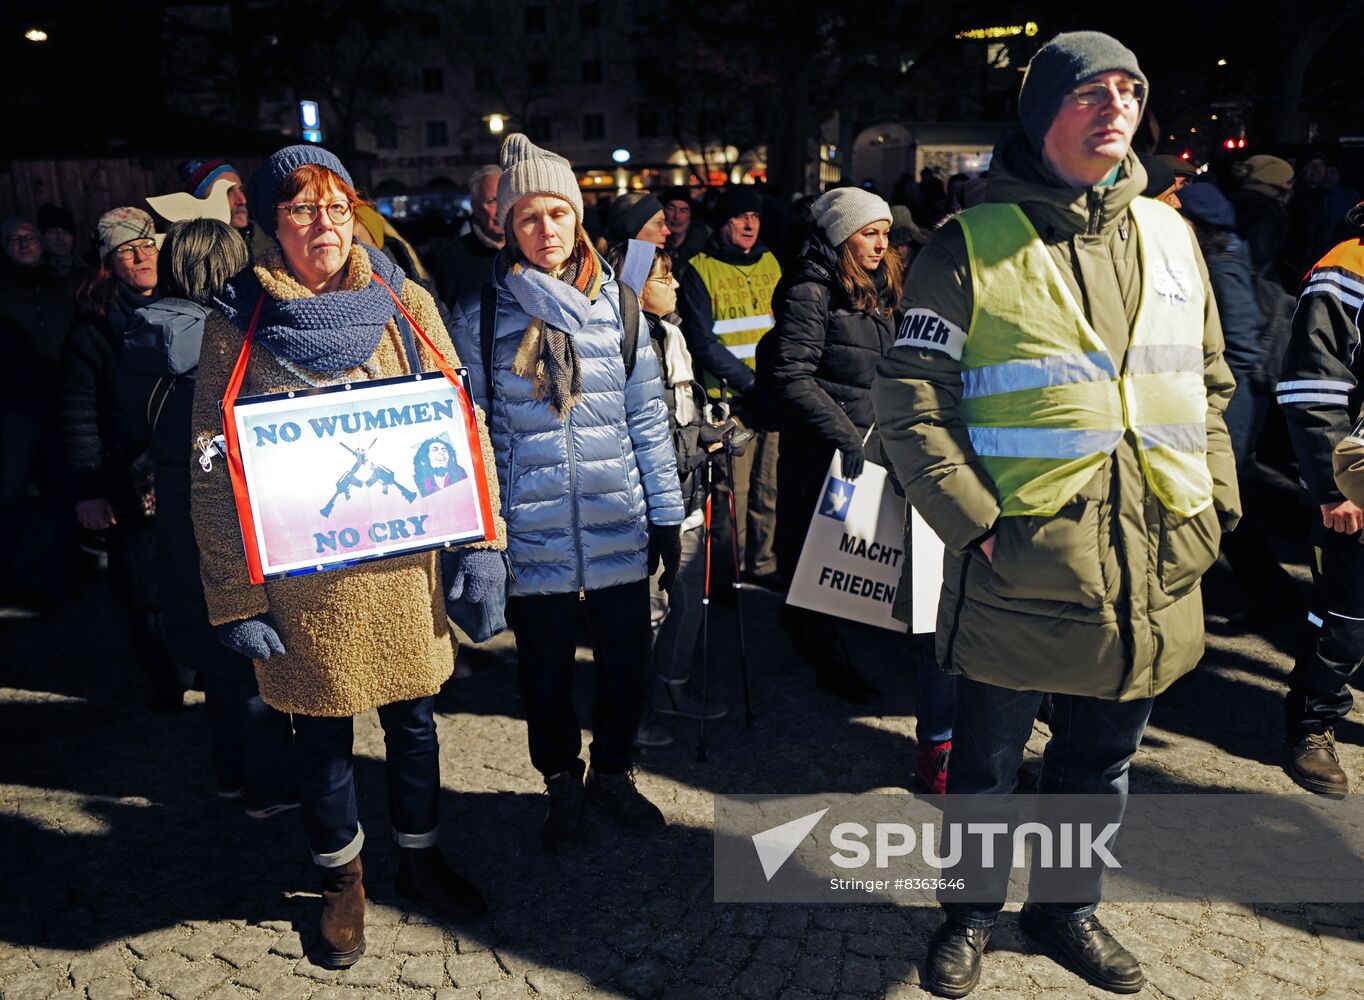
[276, 201, 355, 226]
[112, 239, 158, 259]
[1070, 80, 1146, 107]
[7, 234, 40, 247]
[646, 276, 675, 285]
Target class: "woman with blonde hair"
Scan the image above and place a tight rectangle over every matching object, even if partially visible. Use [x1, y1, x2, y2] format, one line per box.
[452, 134, 684, 852]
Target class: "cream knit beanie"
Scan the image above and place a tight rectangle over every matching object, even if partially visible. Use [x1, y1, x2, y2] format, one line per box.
[496, 133, 584, 227]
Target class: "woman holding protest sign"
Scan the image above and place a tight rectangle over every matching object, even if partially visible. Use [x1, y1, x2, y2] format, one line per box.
[770, 188, 901, 705]
[189, 145, 506, 969]
[450, 134, 684, 853]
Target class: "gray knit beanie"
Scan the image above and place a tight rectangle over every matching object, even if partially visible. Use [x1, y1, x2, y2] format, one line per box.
[810, 188, 893, 248]
[496, 133, 584, 227]
[1019, 31, 1148, 151]
[247, 144, 356, 238]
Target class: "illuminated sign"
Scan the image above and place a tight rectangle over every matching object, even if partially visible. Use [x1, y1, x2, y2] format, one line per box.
[955, 21, 1038, 40]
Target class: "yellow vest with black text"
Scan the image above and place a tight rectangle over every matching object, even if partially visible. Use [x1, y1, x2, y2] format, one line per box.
[689, 250, 782, 397]
[956, 198, 1211, 518]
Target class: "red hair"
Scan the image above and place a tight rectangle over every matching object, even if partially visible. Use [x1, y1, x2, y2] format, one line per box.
[74, 262, 119, 319]
[274, 163, 365, 207]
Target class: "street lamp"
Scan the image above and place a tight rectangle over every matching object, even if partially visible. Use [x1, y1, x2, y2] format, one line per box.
[485, 114, 506, 135]
[24, 28, 47, 42]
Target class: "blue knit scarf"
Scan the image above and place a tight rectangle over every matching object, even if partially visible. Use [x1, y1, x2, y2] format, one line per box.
[215, 243, 405, 371]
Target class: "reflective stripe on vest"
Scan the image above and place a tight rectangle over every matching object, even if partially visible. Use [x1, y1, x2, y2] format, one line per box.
[956, 198, 1212, 518]
[689, 250, 783, 395]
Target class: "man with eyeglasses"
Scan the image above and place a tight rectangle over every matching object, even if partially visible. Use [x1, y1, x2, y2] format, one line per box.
[875, 32, 1238, 996]
[0, 215, 78, 613]
[433, 164, 504, 312]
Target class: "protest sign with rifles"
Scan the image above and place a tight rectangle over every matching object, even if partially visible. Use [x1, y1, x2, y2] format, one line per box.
[219, 289, 496, 582]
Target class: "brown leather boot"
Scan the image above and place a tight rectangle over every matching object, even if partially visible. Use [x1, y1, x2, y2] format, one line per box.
[316, 858, 366, 968]
[1287, 730, 1349, 796]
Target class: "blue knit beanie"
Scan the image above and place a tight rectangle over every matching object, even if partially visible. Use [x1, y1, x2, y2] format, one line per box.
[248, 144, 356, 238]
[1178, 182, 1236, 230]
[1019, 31, 1147, 151]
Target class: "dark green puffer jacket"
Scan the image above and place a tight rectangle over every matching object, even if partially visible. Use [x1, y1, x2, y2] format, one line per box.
[873, 132, 1240, 701]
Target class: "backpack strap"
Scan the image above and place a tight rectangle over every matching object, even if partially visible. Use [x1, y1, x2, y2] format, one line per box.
[619, 281, 639, 379]
[480, 283, 498, 403]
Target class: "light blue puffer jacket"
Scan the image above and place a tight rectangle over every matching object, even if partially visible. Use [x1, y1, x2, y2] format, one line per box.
[451, 261, 684, 597]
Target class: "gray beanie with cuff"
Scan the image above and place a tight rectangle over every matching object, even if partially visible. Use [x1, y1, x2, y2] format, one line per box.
[810, 188, 893, 248]
[1018, 31, 1147, 151]
[497, 133, 584, 227]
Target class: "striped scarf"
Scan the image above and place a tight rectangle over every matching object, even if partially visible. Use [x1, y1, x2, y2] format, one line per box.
[499, 230, 604, 420]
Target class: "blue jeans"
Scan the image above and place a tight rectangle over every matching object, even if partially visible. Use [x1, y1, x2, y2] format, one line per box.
[651, 522, 706, 684]
[913, 638, 955, 744]
[941, 676, 1154, 927]
[203, 672, 295, 808]
[292, 696, 440, 867]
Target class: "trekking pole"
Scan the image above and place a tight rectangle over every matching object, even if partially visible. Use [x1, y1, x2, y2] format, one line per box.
[719, 382, 756, 727]
[696, 454, 715, 762]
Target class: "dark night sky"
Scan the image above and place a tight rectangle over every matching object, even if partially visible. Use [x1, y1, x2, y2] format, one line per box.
[4, 1, 1360, 159]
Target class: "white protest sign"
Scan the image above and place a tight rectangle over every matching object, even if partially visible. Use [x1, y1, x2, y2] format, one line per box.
[907, 505, 943, 633]
[229, 371, 495, 579]
[786, 450, 943, 633]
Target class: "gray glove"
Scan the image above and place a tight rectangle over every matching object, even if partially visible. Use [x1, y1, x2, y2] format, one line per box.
[215, 614, 286, 660]
[445, 549, 507, 605]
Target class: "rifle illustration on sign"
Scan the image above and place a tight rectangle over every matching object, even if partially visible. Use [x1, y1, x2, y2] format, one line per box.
[320, 439, 418, 518]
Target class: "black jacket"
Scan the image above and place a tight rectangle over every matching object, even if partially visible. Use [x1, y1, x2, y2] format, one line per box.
[58, 285, 157, 509]
[0, 256, 76, 412]
[432, 228, 499, 312]
[770, 238, 895, 577]
[770, 238, 895, 451]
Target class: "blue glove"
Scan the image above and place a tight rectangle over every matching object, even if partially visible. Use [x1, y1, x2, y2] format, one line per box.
[446, 549, 507, 605]
[216, 615, 286, 660]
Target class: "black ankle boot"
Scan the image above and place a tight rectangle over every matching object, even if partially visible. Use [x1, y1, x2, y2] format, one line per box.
[925, 917, 990, 997]
[540, 760, 586, 851]
[585, 767, 665, 833]
[396, 847, 488, 921]
[1018, 906, 1144, 993]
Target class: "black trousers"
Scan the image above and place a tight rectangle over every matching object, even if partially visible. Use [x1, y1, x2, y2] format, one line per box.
[1287, 521, 1364, 735]
[508, 579, 651, 777]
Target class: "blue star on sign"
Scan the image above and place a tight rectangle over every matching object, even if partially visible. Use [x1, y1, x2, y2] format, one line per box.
[819, 478, 855, 521]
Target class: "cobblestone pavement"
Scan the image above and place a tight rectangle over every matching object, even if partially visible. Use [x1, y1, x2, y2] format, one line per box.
[4, 533, 1364, 1000]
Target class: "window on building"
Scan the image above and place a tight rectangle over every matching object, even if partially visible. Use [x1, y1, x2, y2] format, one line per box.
[374, 120, 398, 150]
[529, 115, 554, 141]
[426, 120, 449, 147]
[581, 59, 602, 85]
[474, 64, 496, 91]
[527, 60, 549, 88]
[636, 110, 659, 139]
[579, 2, 601, 29]
[582, 113, 605, 141]
[524, 5, 545, 32]
[422, 67, 444, 94]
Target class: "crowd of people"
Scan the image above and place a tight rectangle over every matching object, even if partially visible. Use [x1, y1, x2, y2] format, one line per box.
[3, 25, 1364, 997]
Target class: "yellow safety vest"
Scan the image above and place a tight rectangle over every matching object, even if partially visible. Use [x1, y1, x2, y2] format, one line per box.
[956, 198, 1212, 518]
[689, 250, 782, 396]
